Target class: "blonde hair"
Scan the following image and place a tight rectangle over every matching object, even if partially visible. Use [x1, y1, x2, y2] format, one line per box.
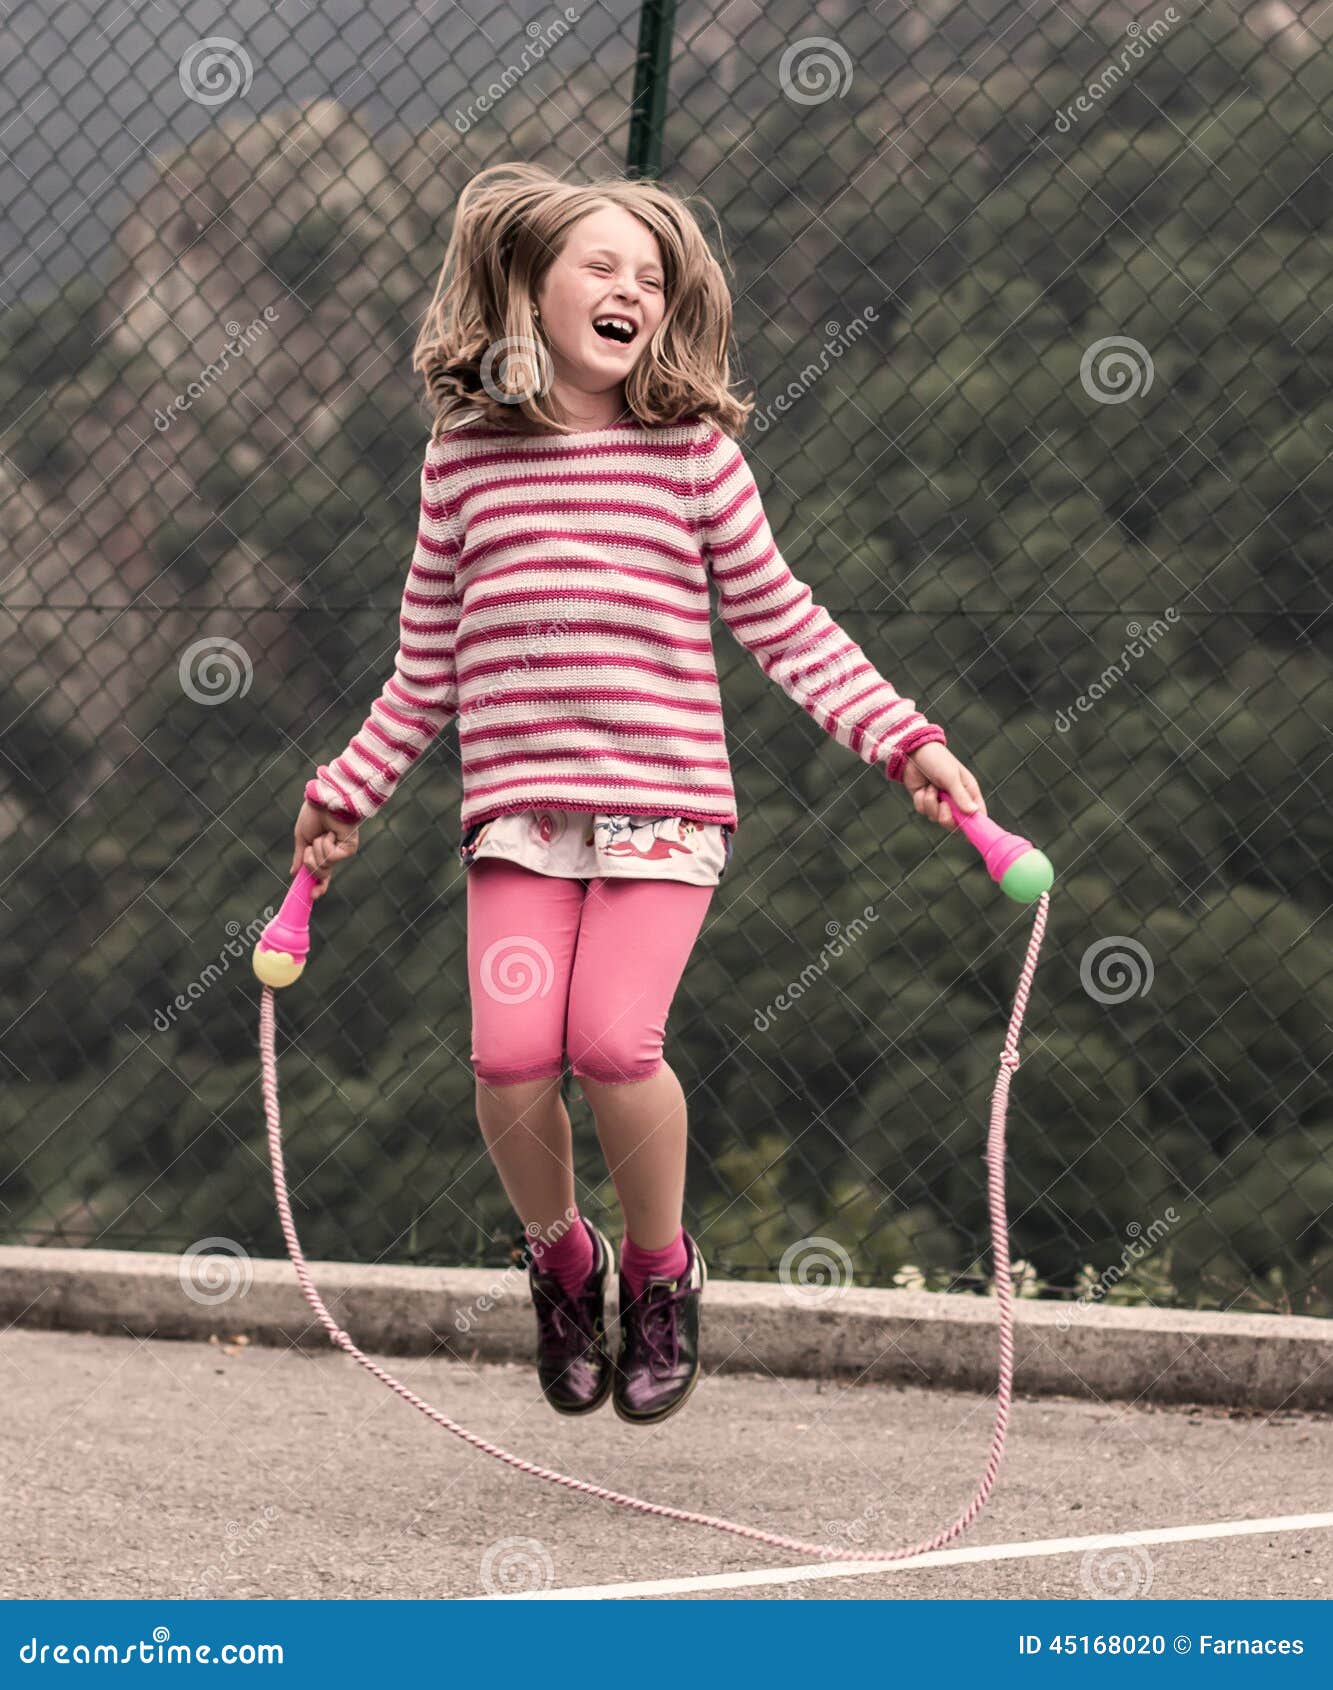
[411, 162, 753, 441]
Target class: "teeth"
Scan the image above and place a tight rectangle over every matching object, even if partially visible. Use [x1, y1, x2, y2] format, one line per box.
[593, 315, 636, 339]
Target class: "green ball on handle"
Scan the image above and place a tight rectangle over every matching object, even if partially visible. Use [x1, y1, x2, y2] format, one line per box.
[949, 801, 1054, 903]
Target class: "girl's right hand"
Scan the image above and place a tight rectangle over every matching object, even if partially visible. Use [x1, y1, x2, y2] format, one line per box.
[290, 800, 360, 900]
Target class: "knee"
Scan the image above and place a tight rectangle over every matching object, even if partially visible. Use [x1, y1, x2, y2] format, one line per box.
[471, 1051, 566, 1086]
[573, 1056, 664, 1088]
[567, 1023, 663, 1086]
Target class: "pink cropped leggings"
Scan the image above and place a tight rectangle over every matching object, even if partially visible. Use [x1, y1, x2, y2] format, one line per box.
[466, 858, 714, 1086]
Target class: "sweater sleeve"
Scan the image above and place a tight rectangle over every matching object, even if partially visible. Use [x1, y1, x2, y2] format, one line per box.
[693, 426, 948, 784]
[305, 437, 462, 823]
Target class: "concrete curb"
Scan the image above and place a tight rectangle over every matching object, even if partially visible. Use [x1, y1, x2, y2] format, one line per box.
[1, 1246, 1329, 1412]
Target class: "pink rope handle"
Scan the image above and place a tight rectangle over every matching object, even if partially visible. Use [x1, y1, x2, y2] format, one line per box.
[257, 890, 1049, 1564]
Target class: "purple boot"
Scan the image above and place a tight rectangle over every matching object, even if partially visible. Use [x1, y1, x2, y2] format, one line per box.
[613, 1228, 707, 1425]
[526, 1220, 616, 1416]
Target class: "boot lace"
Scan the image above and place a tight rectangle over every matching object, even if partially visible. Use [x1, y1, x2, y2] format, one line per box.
[635, 1282, 690, 1377]
[534, 1281, 594, 1357]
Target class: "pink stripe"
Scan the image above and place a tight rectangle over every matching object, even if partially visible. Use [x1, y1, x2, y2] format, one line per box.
[462, 769, 737, 807]
[452, 471, 695, 527]
[460, 714, 728, 749]
[858, 696, 913, 740]
[380, 676, 456, 727]
[462, 743, 732, 777]
[458, 523, 699, 580]
[446, 433, 697, 474]
[407, 525, 458, 567]
[695, 443, 747, 511]
[326, 757, 386, 810]
[456, 550, 705, 599]
[462, 491, 696, 532]
[342, 737, 399, 790]
[383, 648, 457, 679]
[459, 682, 724, 716]
[457, 650, 720, 688]
[702, 500, 767, 562]
[319, 768, 371, 815]
[463, 582, 710, 627]
[455, 617, 713, 658]
[730, 601, 821, 654]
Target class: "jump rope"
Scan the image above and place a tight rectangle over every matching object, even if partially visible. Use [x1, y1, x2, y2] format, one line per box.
[253, 805, 1053, 1566]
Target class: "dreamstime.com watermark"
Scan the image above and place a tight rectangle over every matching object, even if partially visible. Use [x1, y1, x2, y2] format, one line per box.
[453, 1210, 581, 1333]
[19, 1626, 283, 1666]
[477, 933, 556, 1005]
[1052, 9, 1181, 134]
[820, 1501, 885, 1553]
[1057, 1210, 1179, 1329]
[1080, 936, 1154, 1004]
[1054, 610, 1179, 732]
[778, 1235, 855, 1306]
[179, 1238, 254, 1306]
[454, 10, 582, 131]
[184, 1507, 281, 1598]
[1080, 1543, 1156, 1598]
[179, 636, 254, 705]
[777, 36, 853, 105]
[754, 906, 880, 1032]
[153, 910, 275, 1032]
[467, 618, 572, 717]
[179, 38, 253, 106]
[479, 1536, 555, 1595]
[750, 308, 881, 434]
[1080, 335, 1155, 403]
[151, 309, 279, 431]
[476, 333, 554, 408]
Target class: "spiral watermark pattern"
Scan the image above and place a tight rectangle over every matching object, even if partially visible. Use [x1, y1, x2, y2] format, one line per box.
[1079, 936, 1154, 1004]
[778, 37, 853, 105]
[479, 935, 555, 1004]
[479, 334, 553, 407]
[179, 1238, 253, 1306]
[778, 1235, 854, 1305]
[179, 637, 253, 705]
[479, 1536, 555, 1594]
[1079, 336, 1154, 404]
[1080, 1543, 1155, 1598]
[179, 38, 254, 106]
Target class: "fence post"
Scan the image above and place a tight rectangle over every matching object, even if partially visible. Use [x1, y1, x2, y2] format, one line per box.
[626, 0, 677, 179]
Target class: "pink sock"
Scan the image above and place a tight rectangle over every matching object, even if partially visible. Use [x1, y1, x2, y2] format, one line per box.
[621, 1227, 688, 1303]
[528, 1214, 596, 1299]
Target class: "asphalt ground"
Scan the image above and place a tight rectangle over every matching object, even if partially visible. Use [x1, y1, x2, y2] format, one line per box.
[2, 1326, 1330, 1602]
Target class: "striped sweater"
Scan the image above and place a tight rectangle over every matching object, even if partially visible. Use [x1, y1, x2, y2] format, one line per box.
[305, 414, 948, 834]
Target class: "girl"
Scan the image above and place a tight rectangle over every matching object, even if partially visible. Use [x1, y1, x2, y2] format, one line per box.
[290, 162, 986, 1428]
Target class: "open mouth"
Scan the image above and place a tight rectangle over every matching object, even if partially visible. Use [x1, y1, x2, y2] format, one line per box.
[592, 315, 638, 345]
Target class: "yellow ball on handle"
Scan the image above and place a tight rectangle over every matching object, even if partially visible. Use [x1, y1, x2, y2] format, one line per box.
[253, 947, 307, 988]
[253, 865, 318, 989]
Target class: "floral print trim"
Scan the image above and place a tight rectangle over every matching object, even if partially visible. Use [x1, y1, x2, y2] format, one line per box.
[459, 809, 734, 886]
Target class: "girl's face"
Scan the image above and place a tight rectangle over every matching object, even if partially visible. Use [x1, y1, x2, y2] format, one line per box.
[533, 204, 666, 415]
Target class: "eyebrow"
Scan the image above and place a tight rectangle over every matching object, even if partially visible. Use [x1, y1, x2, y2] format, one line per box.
[582, 247, 663, 271]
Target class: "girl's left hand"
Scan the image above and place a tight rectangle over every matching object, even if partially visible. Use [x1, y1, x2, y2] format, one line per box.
[900, 743, 987, 832]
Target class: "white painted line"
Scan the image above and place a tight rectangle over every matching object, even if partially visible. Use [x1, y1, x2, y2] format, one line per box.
[478, 1510, 1333, 1600]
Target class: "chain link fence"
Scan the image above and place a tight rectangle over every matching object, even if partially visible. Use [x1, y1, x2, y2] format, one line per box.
[1, 1, 1328, 1318]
